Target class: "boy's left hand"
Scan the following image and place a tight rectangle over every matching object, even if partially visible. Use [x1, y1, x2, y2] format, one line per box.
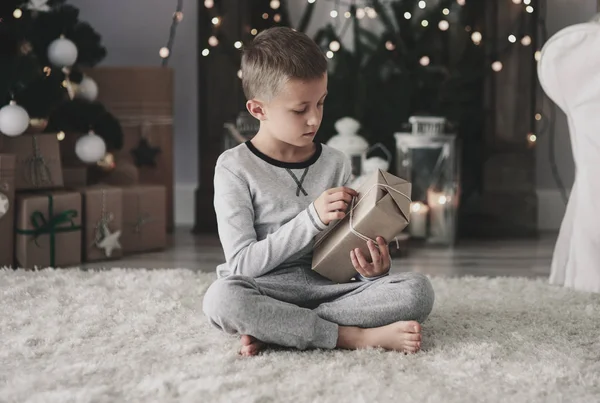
[350, 236, 391, 278]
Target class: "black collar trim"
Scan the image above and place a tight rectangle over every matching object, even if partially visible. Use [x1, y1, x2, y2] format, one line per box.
[245, 141, 322, 169]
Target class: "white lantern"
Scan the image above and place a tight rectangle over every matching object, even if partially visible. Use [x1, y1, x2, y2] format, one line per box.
[326, 117, 369, 176]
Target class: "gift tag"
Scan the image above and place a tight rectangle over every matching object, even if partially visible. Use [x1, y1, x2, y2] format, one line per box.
[0, 191, 9, 220]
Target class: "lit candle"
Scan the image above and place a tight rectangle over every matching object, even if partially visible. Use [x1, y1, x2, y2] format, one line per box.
[409, 202, 429, 238]
[427, 189, 449, 241]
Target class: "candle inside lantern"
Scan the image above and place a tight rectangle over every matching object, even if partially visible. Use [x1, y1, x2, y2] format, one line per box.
[427, 189, 450, 241]
[409, 201, 429, 238]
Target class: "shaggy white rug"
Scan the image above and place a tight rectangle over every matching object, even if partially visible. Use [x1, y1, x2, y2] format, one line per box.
[1, 269, 599, 403]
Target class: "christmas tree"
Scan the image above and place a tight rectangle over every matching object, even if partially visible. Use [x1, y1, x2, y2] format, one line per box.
[0, 0, 123, 157]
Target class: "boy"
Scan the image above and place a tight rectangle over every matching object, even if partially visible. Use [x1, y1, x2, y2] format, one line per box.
[203, 27, 435, 356]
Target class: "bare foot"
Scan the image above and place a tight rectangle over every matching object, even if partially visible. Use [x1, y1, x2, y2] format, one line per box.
[239, 335, 265, 357]
[337, 321, 422, 353]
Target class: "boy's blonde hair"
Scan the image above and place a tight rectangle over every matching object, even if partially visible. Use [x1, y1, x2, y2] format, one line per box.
[241, 27, 327, 101]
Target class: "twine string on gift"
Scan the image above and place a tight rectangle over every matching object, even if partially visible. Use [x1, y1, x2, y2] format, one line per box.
[93, 189, 114, 247]
[25, 136, 53, 187]
[131, 194, 153, 234]
[15, 194, 81, 267]
[348, 184, 412, 250]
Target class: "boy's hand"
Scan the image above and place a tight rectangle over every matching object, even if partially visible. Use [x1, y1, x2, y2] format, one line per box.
[350, 237, 391, 278]
[314, 186, 358, 225]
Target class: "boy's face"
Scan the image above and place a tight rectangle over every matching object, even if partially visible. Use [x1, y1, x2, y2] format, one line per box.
[248, 73, 328, 148]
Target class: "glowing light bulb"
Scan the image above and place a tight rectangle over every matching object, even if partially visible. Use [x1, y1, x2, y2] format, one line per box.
[270, 0, 280, 9]
[411, 202, 423, 213]
[439, 20, 449, 31]
[492, 61, 503, 72]
[308, 0, 316, 3]
[527, 133, 537, 145]
[512, 0, 522, 3]
[356, 8, 366, 19]
[212, 17, 220, 25]
[251, 29, 258, 35]
[159, 47, 170, 58]
[13, 9, 22, 18]
[329, 41, 340, 52]
[202, 48, 210, 56]
[535, 113, 542, 121]
[526, 6, 534, 13]
[344, 11, 351, 18]
[521, 35, 532, 46]
[524, 0, 531, 4]
[366, 7, 377, 18]
[404, 12, 412, 19]
[330, 10, 338, 18]
[421, 20, 429, 27]
[535, 51, 541, 61]
[443, 8, 450, 15]
[438, 195, 447, 205]
[385, 41, 396, 51]
[471, 31, 482, 45]
[457, 0, 465, 5]
[420, 56, 430, 66]
[208, 36, 219, 46]
[262, 13, 269, 19]
[234, 41, 243, 49]
[237, 70, 243, 79]
[508, 35, 517, 43]
[57, 131, 66, 141]
[326, 51, 334, 59]
[274, 14, 281, 22]
[419, 1, 426, 9]
[204, 0, 214, 8]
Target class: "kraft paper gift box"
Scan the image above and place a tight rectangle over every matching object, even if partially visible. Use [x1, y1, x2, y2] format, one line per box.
[15, 191, 82, 269]
[311, 169, 412, 283]
[0, 154, 16, 268]
[120, 185, 167, 253]
[79, 185, 124, 262]
[1, 133, 64, 190]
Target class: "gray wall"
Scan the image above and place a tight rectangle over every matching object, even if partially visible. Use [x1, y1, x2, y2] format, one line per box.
[537, 0, 597, 229]
[71, 0, 198, 187]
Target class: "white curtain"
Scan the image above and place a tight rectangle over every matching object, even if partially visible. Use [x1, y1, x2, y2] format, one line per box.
[538, 16, 600, 293]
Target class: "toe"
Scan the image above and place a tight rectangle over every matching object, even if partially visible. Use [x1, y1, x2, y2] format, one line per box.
[404, 333, 421, 341]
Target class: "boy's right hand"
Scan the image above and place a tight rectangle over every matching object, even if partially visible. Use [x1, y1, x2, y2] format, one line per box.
[314, 186, 358, 225]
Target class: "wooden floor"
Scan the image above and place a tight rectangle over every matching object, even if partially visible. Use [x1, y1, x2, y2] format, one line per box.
[81, 228, 557, 279]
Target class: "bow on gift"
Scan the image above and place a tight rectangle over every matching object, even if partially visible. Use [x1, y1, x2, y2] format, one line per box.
[16, 195, 81, 267]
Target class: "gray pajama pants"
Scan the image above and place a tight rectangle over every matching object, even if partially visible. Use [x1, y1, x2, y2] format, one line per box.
[202, 267, 435, 350]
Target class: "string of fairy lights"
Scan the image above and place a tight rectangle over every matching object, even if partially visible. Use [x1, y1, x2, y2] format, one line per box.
[197, 0, 544, 147]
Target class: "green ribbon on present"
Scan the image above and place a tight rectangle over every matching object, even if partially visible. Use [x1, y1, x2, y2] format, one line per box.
[15, 194, 81, 267]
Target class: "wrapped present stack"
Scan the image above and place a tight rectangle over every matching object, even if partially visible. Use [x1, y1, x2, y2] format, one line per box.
[0, 132, 168, 270]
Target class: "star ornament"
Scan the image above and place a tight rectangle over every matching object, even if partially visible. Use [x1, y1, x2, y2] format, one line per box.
[0, 193, 9, 219]
[26, 0, 51, 12]
[96, 228, 122, 257]
[131, 138, 161, 168]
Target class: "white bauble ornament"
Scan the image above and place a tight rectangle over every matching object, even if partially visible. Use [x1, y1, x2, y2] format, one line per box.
[0, 101, 30, 137]
[48, 37, 78, 67]
[75, 131, 106, 163]
[76, 76, 98, 101]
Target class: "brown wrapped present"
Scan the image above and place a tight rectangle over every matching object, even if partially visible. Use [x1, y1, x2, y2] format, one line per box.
[121, 185, 167, 253]
[311, 170, 412, 283]
[0, 154, 16, 268]
[79, 186, 123, 262]
[2, 133, 64, 190]
[15, 191, 82, 269]
[83, 67, 175, 232]
[62, 166, 88, 188]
